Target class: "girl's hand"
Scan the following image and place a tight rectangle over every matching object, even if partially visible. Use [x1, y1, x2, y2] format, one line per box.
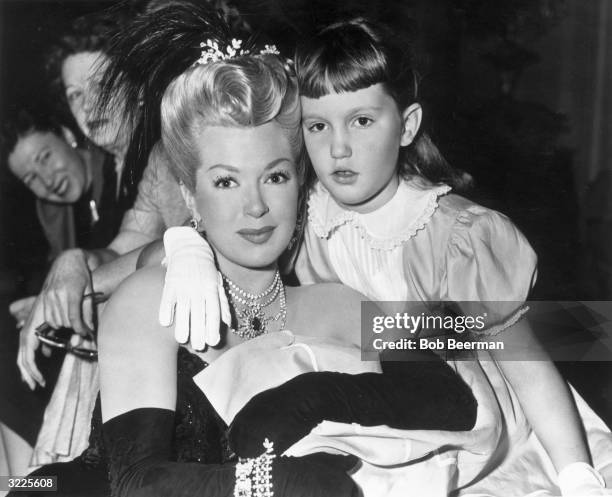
[159, 227, 230, 350]
[558, 462, 609, 496]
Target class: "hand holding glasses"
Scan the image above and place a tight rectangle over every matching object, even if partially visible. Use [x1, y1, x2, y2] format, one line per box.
[34, 292, 106, 360]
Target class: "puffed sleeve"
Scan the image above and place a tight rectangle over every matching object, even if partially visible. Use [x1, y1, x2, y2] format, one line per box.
[442, 205, 538, 335]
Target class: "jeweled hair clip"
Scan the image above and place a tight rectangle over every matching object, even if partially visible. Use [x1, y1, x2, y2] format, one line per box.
[194, 38, 280, 66]
[259, 45, 280, 55]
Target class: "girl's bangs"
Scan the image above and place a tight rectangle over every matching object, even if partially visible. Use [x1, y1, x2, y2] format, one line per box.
[298, 45, 386, 99]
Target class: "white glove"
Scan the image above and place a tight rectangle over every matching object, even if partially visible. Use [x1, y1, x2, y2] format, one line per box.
[159, 227, 231, 350]
[558, 462, 609, 496]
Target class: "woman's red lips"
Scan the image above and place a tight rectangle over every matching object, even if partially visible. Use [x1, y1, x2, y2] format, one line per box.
[238, 226, 275, 244]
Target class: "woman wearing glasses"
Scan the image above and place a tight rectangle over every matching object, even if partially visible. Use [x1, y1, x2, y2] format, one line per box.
[14, 5, 478, 497]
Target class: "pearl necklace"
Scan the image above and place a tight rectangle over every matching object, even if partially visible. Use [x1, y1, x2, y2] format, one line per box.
[224, 271, 280, 300]
[222, 270, 286, 339]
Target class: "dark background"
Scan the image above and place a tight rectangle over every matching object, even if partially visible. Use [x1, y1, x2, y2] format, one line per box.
[1, 0, 611, 422]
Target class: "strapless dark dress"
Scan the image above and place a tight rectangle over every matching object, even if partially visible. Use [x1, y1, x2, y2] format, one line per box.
[15, 347, 228, 497]
[14, 344, 477, 497]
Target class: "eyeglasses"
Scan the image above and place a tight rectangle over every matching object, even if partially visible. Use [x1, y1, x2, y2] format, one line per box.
[35, 292, 107, 360]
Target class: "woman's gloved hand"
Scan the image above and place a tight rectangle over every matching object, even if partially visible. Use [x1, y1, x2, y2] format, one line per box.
[159, 227, 230, 350]
[229, 360, 478, 458]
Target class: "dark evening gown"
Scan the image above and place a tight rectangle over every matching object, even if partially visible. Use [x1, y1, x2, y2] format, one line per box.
[15, 348, 229, 497]
[14, 346, 477, 497]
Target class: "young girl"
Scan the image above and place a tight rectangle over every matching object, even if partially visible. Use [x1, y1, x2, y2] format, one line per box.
[291, 17, 612, 496]
[161, 17, 612, 497]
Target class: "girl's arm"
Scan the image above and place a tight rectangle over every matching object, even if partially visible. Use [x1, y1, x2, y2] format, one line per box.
[491, 323, 608, 494]
[492, 321, 589, 469]
[444, 209, 606, 493]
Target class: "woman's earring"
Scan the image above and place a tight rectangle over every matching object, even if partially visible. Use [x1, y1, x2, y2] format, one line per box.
[190, 215, 203, 233]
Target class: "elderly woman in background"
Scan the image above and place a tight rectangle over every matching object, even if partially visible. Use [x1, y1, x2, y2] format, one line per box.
[1, 13, 130, 472]
[4, 11, 139, 472]
[14, 6, 193, 390]
[15, 12, 132, 385]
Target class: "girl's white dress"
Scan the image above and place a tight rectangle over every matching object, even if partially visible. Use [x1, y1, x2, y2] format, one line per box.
[281, 177, 612, 496]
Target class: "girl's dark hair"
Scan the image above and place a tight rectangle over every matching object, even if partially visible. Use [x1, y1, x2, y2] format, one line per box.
[295, 18, 469, 190]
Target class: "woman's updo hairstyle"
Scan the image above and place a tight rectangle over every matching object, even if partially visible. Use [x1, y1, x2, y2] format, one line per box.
[295, 18, 469, 190]
[162, 53, 302, 192]
[98, 3, 303, 194]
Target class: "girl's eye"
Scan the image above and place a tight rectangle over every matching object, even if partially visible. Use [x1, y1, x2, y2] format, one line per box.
[265, 171, 290, 185]
[306, 122, 327, 133]
[41, 150, 51, 164]
[213, 176, 236, 188]
[353, 116, 373, 128]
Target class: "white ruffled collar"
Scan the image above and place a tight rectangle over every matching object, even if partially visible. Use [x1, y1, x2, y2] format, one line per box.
[307, 177, 451, 250]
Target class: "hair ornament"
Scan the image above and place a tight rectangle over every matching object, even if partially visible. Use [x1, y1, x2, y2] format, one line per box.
[196, 38, 246, 65]
[259, 45, 280, 56]
[195, 39, 280, 66]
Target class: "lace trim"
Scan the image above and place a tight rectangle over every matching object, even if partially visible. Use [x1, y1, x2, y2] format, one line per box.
[475, 305, 530, 337]
[307, 182, 451, 250]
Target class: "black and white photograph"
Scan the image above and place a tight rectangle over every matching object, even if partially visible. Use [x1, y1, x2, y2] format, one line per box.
[1, 1, 611, 496]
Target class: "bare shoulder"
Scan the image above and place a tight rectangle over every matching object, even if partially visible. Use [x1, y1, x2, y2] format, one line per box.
[100, 265, 166, 330]
[111, 265, 165, 304]
[287, 283, 367, 344]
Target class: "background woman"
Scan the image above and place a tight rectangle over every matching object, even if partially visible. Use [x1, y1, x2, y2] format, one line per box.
[0, 105, 118, 475]
[15, 8, 186, 389]
[16, 12, 132, 385]
[1, 108, 115, 271]
[6, 12, 139, 472]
